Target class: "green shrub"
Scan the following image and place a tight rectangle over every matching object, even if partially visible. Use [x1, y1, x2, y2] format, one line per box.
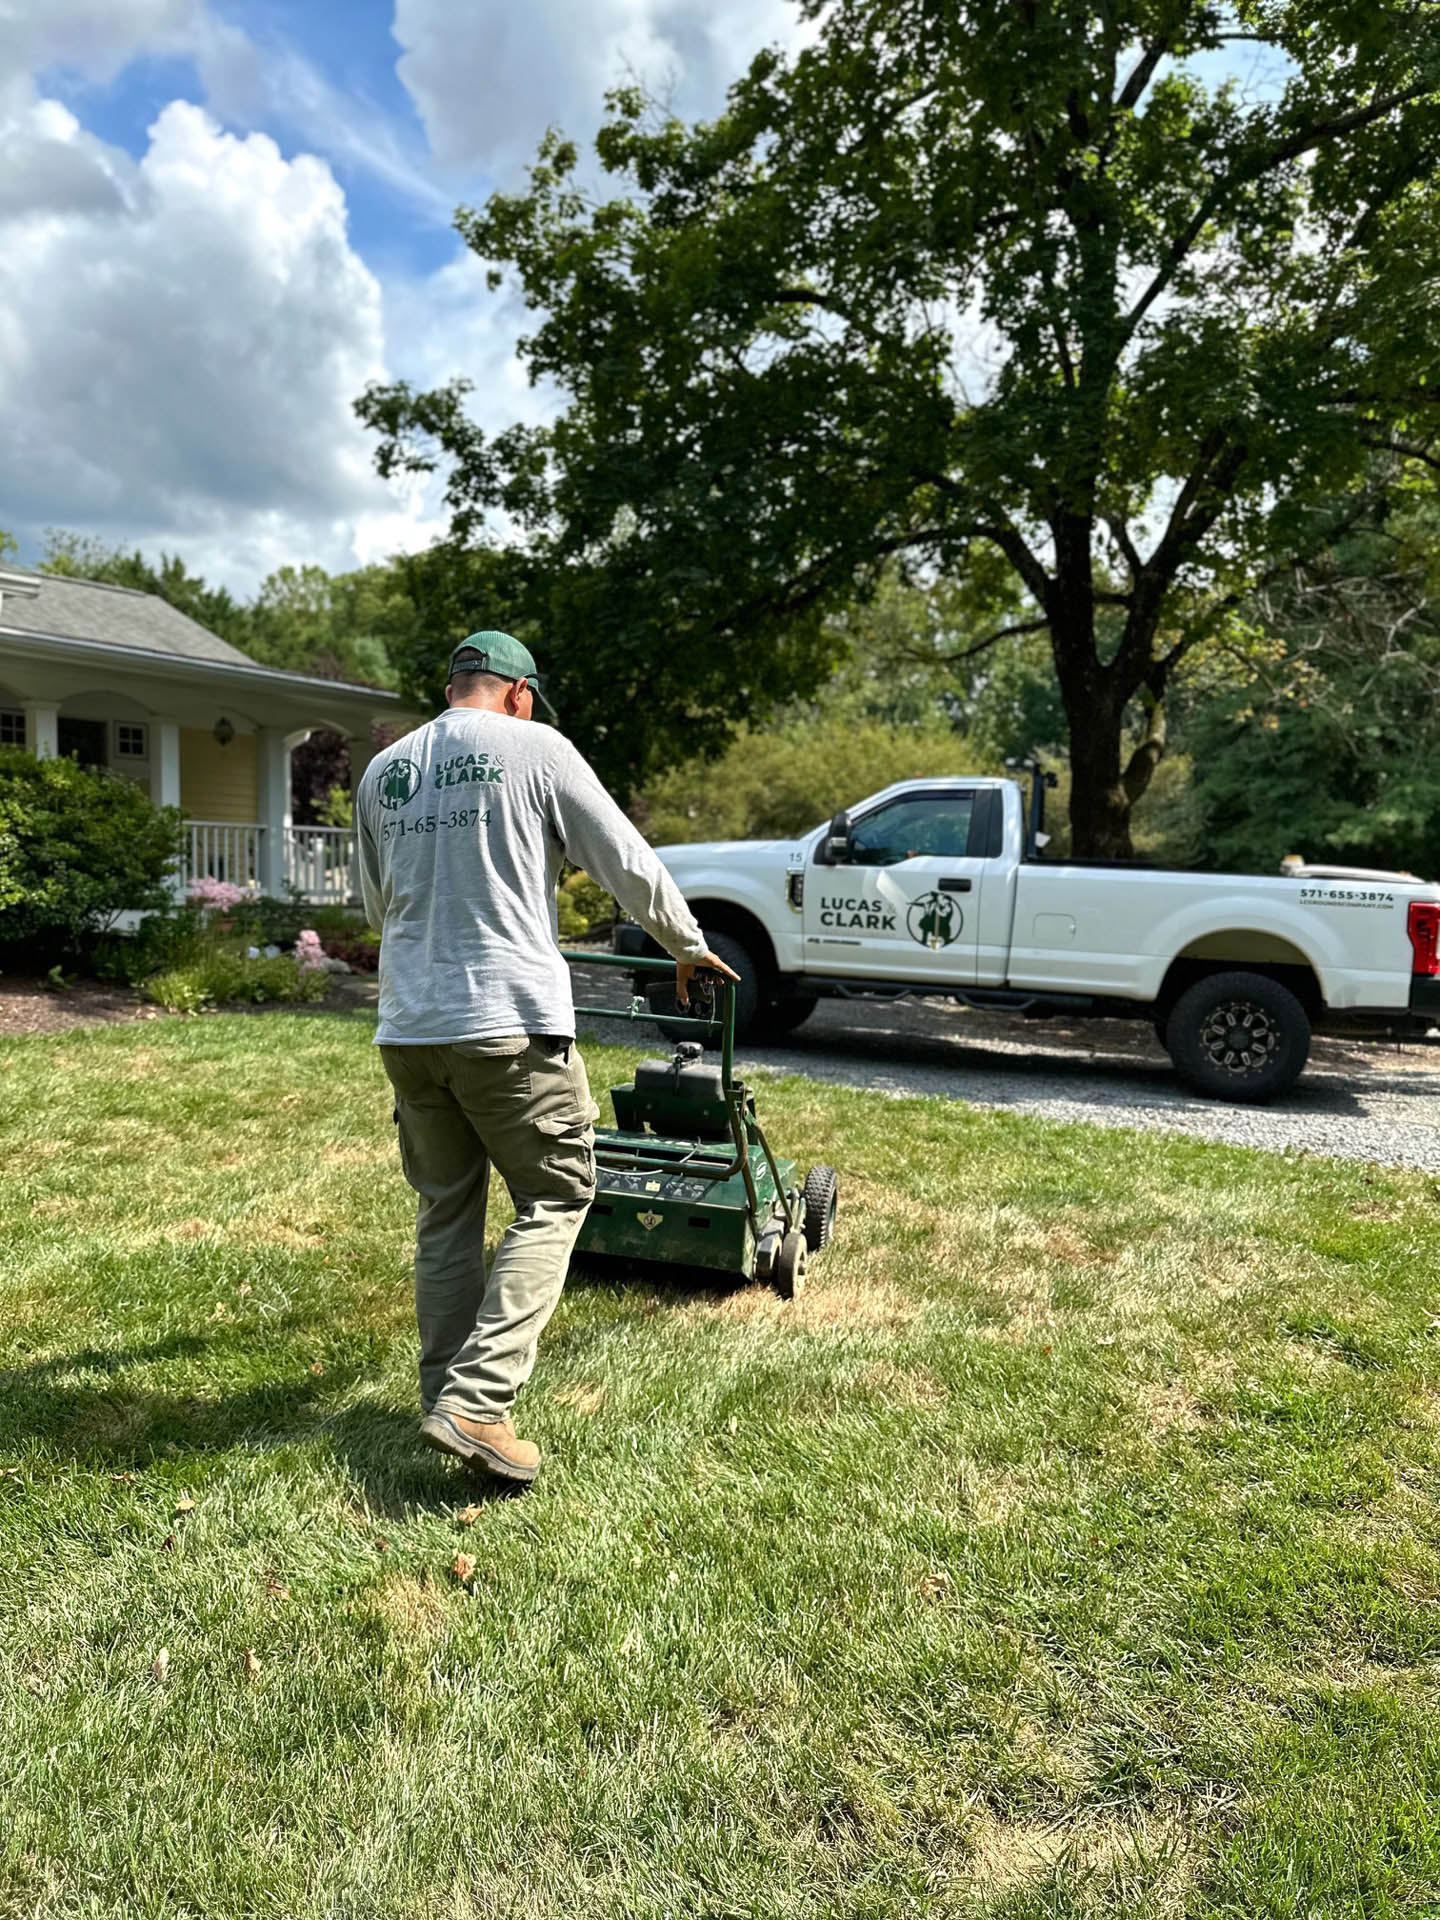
[140, 946, 331, 1012]
[232, 893, 310, 947]
[88, 906, 209, 984]
[556, 869, 615, 942]
[0, 750, 185, 955]
[636, 714, 981, 846]
[318, 927, 380, 972]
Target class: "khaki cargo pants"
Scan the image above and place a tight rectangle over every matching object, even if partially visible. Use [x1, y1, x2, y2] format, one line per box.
[380, 1036, 599, 1423]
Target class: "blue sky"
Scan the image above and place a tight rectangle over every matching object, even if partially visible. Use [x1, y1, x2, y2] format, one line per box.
[0, 0, 800, 591]
[0, 2, 1269, 598]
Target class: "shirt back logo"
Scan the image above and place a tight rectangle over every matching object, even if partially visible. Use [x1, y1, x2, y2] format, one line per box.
[377, 758, 422, 811]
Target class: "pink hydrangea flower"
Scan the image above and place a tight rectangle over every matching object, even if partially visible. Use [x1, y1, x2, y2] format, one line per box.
[294, 929, 328, 972]
[188, 876, 248, 912]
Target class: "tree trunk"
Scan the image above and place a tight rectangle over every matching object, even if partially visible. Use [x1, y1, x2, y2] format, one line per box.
[1046, 526, 1144, 861]
[1066, 707, 1136, 859]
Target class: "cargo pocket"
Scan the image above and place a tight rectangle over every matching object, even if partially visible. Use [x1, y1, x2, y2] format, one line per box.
[533, 1112, 596, 1202]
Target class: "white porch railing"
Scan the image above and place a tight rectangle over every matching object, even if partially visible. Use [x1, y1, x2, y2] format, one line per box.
[181, 821, 358, 904]
[184, 821, 264, 891]
[286, 826, 356, 905]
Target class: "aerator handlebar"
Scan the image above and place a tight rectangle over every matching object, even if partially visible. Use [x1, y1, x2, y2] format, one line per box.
[559, 948, 736, 1086]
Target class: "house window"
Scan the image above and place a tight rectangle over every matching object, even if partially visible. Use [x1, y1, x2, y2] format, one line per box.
[116, 723, 148, 759]
[0, 711, 23, 747]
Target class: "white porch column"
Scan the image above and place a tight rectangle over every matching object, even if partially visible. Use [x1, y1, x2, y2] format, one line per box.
[347, 731, 378, 796]
[257, 727, 292, 897]
[24, 702, 58, 758]
[150, 719, 185, 899]
[150, 719, 181, 809]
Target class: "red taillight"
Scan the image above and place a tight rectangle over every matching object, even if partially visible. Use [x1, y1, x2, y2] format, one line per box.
[1409, 902, 1440, 977]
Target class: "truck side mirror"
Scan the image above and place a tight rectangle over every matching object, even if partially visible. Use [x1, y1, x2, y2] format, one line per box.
[822, 809, 852, 864]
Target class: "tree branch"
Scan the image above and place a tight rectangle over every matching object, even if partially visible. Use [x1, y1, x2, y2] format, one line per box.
[893, 615, 1051, 667]
[769, 287, 890, 347]
[1124, 83, 1434, 340]
[1103, 513, 1143, 582]
[1357, 433, 1440, 477]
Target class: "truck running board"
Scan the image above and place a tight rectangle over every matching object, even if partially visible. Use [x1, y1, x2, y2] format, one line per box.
[791, 977, 1100, 1017]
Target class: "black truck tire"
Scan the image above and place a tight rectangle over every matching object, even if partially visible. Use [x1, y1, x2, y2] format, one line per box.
[1164, 969, 1311, 1103]
[654, 929, 761, 1042]
[753, 994, 818, 1039]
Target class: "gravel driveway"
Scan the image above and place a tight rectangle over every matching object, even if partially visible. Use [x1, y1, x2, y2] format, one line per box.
[569, 966, 1440, 1174]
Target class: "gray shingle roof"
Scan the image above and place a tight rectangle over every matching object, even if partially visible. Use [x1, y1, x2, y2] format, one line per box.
[0, 567, 258, 667]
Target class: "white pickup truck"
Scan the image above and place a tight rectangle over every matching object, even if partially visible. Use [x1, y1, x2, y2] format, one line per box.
[617, 772, 1440, 1101]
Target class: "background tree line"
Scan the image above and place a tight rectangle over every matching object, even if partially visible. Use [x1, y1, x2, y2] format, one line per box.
[20, 465, 1440, 879]
[12, 1, 1440, 878]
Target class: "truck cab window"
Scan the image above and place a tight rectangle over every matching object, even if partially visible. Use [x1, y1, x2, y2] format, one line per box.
[847, 793, 974, 866]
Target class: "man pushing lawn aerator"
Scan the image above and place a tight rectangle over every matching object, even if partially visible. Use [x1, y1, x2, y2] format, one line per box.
[355, 631, 740, 1489]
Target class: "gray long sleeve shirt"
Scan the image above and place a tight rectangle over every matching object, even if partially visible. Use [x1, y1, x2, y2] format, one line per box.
[355, 708, 708, 1045]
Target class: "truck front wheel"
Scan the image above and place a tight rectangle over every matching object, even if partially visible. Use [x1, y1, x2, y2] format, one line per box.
[1164, 969, 1311, 1103]
[654, 930, 761, 1041]
[753, 994, 818, 1039]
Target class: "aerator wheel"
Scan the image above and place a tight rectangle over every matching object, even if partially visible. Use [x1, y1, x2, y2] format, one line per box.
[802, 1165, 839, 1252]
[775, 1229, 807, 1300]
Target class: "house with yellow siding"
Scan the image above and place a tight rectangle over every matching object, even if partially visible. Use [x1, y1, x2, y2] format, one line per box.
[0, 566, 419, 903]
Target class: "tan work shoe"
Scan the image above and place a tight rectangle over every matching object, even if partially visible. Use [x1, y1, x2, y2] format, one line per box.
[419, 1409, 541, 1484]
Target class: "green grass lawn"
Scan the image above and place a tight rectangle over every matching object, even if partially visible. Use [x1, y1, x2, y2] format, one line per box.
[3, 1010, 1440, 1918]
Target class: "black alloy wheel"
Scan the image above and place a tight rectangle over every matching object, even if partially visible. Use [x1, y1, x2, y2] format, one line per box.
[1164, 969, 1311, 1103]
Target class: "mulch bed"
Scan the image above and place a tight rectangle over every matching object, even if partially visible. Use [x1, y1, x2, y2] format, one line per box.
[0, 977, 162, 1038]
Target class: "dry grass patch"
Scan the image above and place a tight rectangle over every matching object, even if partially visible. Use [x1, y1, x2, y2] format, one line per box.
[356, 1570, 453, 1643]
[855, 1361, 948, 1408]
[1039, 1224, 1120, 1268]
[967, 1806, 1195, 1900]
[319, 1145, 391, 1169]
[687, 1272, 922, 1332]
[553, 1381, 607, 1415]
[1138, 1380, 1205, 1436]
[967, 1468, 1031, 1525]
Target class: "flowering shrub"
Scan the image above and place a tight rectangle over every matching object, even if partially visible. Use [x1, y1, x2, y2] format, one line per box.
[188, 876, 250, 913]
[294, 928, 328, 972]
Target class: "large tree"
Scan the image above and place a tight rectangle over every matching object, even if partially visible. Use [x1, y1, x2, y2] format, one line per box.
[1179, 470, 1440, 876]
[359, 0, 1440, 851]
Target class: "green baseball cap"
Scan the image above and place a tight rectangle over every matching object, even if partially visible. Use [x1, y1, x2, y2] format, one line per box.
[447, 630, 556, 719]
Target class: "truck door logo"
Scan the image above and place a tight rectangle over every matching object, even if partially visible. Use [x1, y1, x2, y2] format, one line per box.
[907, 891, 963, 948]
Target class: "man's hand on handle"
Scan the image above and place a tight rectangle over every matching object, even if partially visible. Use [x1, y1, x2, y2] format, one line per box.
[675, 951, 741, 1008]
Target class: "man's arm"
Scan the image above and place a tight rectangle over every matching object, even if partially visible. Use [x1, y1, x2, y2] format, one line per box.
[546, 743, 738, 997]
[355, 788, 384, 932]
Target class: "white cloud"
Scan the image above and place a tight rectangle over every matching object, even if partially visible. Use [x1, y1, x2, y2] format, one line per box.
[0, 96, 415, 591]
[392, 0, 810, 177]
[0, 0, 825, 595]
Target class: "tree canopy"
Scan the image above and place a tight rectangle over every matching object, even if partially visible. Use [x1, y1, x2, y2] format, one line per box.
[359, 0, 1440, 850]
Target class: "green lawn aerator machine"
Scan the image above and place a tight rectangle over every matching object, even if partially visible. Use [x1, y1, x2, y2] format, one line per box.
[563, 951, 838, 1297]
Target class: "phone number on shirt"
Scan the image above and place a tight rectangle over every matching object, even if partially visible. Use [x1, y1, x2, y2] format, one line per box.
[380, 808, 491, 841]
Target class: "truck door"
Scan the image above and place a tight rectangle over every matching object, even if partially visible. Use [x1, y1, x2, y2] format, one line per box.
[802, 787, 985, 985]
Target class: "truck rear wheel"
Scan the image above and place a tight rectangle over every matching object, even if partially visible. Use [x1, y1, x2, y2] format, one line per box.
[1164, 970, 1311, 1103]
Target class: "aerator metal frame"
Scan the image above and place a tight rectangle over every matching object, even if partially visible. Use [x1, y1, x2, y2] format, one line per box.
[563, 950, 834, 1295]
